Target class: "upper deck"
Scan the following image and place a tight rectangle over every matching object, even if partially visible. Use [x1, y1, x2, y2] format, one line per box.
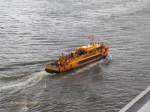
[76, 42, 104, 52]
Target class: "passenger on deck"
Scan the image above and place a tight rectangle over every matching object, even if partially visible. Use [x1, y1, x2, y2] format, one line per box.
[76, 50, 85, 56]
[70, 52, 74, 58]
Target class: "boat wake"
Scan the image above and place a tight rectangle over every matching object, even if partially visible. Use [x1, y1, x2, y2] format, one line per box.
[0, 55, 112, 92]
[98, 54, 112, 65]
[0, 71, 48, 92]
[0, 74, 27, 82]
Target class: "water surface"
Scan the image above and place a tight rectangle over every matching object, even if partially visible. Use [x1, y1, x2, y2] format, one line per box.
[0, 0, 150, 112]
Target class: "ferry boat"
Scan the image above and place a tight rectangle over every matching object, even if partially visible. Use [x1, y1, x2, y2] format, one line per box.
[45, 42, 109, 73]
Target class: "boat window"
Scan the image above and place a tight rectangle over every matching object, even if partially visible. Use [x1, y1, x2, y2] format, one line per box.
[76, 50, 86, 56]
[89, 50, 96, 54]
[78, 54, 101, 64]
[51, 61, 59, 67]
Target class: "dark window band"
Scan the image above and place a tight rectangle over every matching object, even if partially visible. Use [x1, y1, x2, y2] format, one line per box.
[78, 55, 101, 64]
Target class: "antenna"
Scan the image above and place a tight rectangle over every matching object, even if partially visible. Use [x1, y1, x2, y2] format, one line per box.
[87, 35, 95, 43]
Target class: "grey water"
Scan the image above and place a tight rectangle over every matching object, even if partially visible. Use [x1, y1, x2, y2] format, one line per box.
[0, 0, 150, 112]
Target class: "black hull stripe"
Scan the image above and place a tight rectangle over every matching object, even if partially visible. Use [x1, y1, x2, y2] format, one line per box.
[45, 69, 60, 73]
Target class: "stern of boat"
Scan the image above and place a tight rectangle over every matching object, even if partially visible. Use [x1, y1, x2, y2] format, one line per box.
[45, 64, 60, 73]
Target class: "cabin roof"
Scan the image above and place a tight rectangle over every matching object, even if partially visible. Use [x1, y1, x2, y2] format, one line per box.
[76, 43, 101, 52]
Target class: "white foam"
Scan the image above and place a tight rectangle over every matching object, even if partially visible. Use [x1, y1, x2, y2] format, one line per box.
[0, 71, 48, 91]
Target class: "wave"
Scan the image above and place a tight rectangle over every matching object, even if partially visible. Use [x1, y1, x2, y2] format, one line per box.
[0, 71, 48, 91]
[0, 60, 50, 71]
[0, 74, 27, 81]
[8, 60, 49, 67]
[87, 0, 149, 17]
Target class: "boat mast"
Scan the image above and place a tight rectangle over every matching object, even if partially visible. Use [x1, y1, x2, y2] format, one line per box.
[87, 35, 95, 44]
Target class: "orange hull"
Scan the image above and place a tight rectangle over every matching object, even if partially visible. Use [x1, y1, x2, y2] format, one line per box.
[45, 42, 109, 73]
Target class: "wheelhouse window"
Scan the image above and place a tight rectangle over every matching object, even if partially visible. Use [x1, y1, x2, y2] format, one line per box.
[76, 49, 86, 56]
[88, 50, 96, 54]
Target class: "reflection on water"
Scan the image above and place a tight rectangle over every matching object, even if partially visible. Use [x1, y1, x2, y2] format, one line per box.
[49, 62, 103, 79]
